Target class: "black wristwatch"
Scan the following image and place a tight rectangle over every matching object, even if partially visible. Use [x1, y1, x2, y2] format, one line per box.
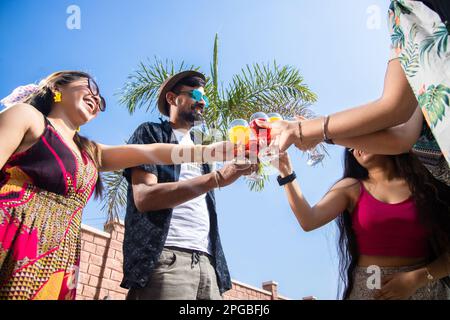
[277, 171, 296, 186]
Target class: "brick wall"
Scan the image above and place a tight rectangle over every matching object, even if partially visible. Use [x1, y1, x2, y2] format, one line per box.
[77, 221, 127, 300]
[76, 221, 290, 300]
[224, 280, 289, 300]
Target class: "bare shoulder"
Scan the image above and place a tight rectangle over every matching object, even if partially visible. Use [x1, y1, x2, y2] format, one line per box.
[330, 178, 360, 192]
[329, 177, 360, 198]
[0, 103, 43, 125]
[330, 178, 361, 211]
[0, 103, 46, 149]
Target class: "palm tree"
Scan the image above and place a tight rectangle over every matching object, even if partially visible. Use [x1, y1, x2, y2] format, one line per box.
[101, 34, 317, 223]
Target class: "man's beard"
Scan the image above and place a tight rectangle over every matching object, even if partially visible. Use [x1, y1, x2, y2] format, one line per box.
[179, 104, 203, 125]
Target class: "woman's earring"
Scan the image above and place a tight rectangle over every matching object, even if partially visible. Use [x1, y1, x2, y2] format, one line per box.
[76, 127, 80, 132]
[54, 91, 62, 103]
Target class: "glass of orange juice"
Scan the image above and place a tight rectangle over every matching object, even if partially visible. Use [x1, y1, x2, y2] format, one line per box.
[228, 119, 251, 165]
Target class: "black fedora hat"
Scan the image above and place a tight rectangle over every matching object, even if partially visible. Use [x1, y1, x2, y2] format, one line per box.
[157, 70, 206, 117]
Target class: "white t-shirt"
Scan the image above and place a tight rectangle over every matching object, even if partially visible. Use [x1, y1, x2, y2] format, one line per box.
[164, 129, 212, 254]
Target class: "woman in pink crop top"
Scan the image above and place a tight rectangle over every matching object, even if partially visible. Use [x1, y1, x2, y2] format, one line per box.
[274, 148, 450, 300]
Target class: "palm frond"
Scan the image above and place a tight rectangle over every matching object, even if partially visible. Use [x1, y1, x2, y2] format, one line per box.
[224, 62, 317, 121]
[391, 25, 405, 51]
[100, 171, 129, 223]
[119, 57, 198, 114]
[110, 35, 320, 209]
[246, 162, 271, 192]
[419, 84, 450, 127]
[211, 33, 220, 98]
[420, 25, 448, 63]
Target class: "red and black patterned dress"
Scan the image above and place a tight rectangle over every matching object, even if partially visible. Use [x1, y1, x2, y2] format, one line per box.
[0, 117, 98, 300]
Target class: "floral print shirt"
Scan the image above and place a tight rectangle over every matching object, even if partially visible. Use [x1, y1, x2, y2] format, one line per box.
[389, 0, 450, 184]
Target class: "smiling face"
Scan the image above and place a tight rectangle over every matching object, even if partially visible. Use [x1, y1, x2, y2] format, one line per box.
[56, 77, 102, 125]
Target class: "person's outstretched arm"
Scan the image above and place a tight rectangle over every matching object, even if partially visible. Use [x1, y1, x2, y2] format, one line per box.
[333, 106, 423, 155]
[131, 163, 256, 212]
[274, 152, 357, 231]
[98, 141, 234, 172]
[259, 59, 418, 152]
[303, 59, 418, 140]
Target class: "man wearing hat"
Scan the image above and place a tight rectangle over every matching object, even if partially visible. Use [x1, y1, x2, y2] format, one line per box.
[121, 71, 254, 299]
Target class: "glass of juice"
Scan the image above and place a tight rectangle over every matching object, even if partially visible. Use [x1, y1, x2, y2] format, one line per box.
[267, 112, 283, 123]
[258, 113, 283, 166]
[246, 112, 271, 182]
[228, 119, 250, 165]
[249, 112, 270, 146]
[288, 111, 325, 167]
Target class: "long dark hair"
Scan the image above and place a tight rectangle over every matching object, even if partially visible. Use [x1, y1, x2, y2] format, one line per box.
[23, 71, 103, 198]
[336, 149, 450, 299]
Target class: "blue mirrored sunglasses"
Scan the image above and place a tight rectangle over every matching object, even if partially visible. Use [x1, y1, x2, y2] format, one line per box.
[178, 89, 209, 107]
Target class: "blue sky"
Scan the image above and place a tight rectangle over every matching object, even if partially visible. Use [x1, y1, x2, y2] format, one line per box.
[1, 0, 391, 299]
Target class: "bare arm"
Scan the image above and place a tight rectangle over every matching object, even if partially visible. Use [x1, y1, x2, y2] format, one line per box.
[260, 60, 419, 152]
[0, 103, 42, 169]
[276, 153, 356, 231]
[375, 251, 450, 300]
[131, 163, 255, 212]
[416, 253, 450, 284]
[303, 59, 418, 140]
[333, 106, 423, 154]
[131, 168, 217, 212]
[98, 141, 234, 172]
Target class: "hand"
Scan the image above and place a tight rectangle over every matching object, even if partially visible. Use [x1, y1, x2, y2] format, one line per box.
[270, 151, 293, 177]
[373, 271, 425, 300]
[255, 119, 299, 152]
[216, 163, 258, 188]
[205, 141, 235, 162]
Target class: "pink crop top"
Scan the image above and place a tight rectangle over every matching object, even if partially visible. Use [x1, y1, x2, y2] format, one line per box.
[352, 182, 430, 258]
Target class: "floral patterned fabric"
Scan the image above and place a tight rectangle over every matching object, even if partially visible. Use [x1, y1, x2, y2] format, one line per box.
[0, 118, 98, 300]
[389, 0, 450, 185]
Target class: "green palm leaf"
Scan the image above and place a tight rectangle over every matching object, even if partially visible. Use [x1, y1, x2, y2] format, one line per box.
[391, 25, 405, 51]
[105, 34, 319, 221]
[224, 62, 317, 122]
[246, 162, 271, 192]
[401, 46, 419, 78]
[420, 25, 448, 63]
[400, 25, 419, 78]
[100, 171, 129, 223]
[119, 57, 199, 114]
[418, 84, 450, 127]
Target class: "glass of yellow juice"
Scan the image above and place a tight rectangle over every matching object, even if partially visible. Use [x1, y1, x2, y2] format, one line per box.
[228, 119, 250, 165]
